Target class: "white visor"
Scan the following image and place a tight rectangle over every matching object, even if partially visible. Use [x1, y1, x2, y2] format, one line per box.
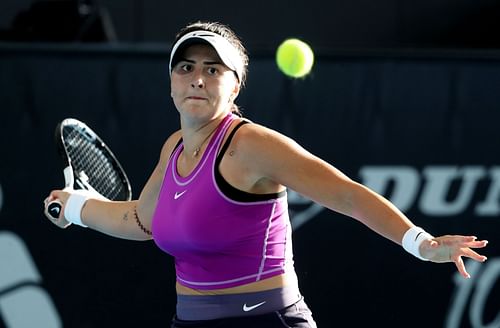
[169, 30, 243, 82]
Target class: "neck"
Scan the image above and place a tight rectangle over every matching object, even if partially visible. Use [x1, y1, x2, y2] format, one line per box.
[181, 114, 227, 158]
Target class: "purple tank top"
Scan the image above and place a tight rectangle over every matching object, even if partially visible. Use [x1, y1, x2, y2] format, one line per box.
[152, 114, 294, 290]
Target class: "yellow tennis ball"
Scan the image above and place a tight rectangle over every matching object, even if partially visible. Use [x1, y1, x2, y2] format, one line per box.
[276, 38, 314, 78]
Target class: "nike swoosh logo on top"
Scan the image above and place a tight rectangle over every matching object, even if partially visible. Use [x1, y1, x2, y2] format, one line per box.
[174, 190, 187, 199]
[242, 301, 266, 312]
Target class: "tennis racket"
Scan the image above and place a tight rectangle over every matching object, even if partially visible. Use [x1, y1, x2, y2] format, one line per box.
[46, 118, 132, 219]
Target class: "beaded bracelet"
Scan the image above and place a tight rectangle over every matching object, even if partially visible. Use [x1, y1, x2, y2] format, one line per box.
[133, 207, 152, 236]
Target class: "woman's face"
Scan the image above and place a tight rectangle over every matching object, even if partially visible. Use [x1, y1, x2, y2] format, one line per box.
[170, 44, 240, 122]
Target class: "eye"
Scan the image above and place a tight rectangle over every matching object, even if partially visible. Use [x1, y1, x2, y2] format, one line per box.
[180, 64, 193, 72]
[207, 67, 218, 75]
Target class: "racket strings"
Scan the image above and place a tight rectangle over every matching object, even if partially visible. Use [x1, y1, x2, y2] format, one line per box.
[63, 127, 128, 200]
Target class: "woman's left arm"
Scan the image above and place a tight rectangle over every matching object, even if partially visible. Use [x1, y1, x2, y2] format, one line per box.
[240, 125, 488, 278]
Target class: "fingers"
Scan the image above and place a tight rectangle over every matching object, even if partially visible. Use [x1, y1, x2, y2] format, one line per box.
[444, 236, 488, 259]
[42, 190, 71, 229]
[452, 249, 487, 279]
[439, 235, 476, 245]
[437, 235, 488, 250]
[441, 235, 489, 279]
[460, 247, 487, 263]
[48, 190, 66, 202]
[464, 240, 489, 249]
[455, 236, 489, 248]
[454, 255, 470, 279]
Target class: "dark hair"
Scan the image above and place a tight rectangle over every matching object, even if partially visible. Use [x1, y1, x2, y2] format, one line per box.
[173, 21, 248, 117]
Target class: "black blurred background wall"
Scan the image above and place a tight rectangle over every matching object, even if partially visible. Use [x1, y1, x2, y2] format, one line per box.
[0, 1, 499, 328]
[2, 0, 500, 49]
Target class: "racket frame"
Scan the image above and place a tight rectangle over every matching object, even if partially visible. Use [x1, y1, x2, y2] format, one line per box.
[46, 118, 132, 220]
[54, 118, 132, 200]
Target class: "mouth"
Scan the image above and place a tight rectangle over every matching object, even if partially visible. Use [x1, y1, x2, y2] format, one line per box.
[186, 96, 207, 100]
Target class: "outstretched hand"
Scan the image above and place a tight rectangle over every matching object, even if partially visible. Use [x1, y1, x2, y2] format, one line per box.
[419, 235, 488, 279]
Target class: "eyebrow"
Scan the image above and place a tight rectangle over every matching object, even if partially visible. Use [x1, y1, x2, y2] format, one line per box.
[179, 58, 224, 66]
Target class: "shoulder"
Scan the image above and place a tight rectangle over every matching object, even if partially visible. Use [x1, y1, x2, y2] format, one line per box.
[227, 120, 308, 173]
[229, 119, 283, 144]
[230, 120, 303, 156]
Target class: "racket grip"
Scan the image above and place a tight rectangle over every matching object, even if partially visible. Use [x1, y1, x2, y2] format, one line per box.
[47, 200, 63, 219]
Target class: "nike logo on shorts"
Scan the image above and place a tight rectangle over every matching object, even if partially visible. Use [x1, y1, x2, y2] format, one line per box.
[174, 190, 187, 199]
[242, 301, 266, 312]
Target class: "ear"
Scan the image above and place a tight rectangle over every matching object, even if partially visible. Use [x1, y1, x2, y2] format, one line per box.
[230, 82, 240, 102]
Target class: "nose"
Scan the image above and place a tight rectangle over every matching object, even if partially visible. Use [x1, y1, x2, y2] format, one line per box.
[191, 70, 205, 89]
[191, 79, 204, 88]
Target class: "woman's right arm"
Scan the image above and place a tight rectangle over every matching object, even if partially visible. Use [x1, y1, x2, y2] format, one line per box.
[44, 131, 181, 241]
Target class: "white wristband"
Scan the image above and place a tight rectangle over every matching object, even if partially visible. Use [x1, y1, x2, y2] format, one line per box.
[64, 190, 91, 227]
[402, 226, 434, 261]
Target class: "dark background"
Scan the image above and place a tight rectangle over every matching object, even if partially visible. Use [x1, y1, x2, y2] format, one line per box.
[0, 1, 499, 327]
[1, 0, 500, 50]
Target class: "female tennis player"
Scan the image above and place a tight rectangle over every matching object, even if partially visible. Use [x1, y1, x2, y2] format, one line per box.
[44, 21, 489, 328]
